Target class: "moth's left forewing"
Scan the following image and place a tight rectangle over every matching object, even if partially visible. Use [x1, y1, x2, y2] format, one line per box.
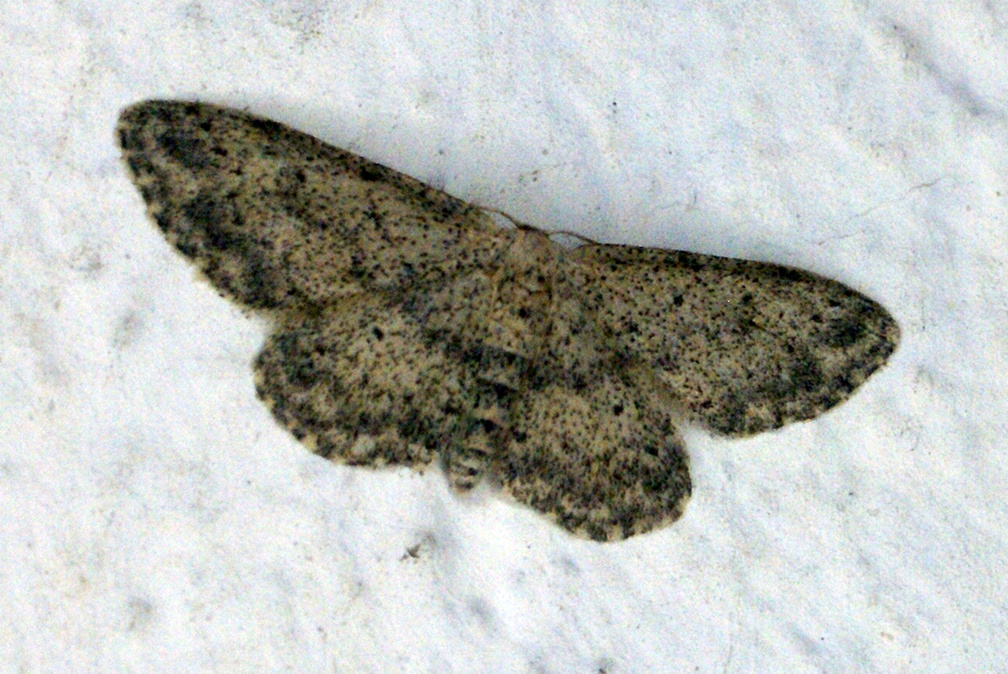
[570, 243, 900, 437]
[117, 100, 509, 311]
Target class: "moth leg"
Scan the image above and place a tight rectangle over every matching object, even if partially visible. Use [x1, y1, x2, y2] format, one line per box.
[254, 294, 476, 470]
[497, 370, 691, 541]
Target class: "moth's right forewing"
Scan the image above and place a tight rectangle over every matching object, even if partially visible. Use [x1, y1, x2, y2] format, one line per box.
[571, 244, 899, 436]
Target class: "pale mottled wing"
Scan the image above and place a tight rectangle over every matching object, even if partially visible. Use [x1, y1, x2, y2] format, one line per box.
[571, 245, 899, 436]
[497, 370, 691, 542]
[116, 100, 510, 310]
[118, 99, 902, 540]
[117, 100, 508, 470]
[254, 294, 479, 469]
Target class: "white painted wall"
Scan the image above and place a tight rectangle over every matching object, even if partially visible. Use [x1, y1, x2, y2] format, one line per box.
[2, 1, 1004, 671]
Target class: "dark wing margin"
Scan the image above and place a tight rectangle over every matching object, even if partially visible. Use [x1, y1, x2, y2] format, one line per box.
[571, 244, 900, 436]
[116, 100, 509, 311]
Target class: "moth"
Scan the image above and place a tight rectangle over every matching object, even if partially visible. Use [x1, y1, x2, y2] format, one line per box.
[118, 100, 899, 541]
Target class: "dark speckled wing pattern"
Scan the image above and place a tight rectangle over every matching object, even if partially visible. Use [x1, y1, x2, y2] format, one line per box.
[118, 100, 899, 541]
[570, 245, 899, 437]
